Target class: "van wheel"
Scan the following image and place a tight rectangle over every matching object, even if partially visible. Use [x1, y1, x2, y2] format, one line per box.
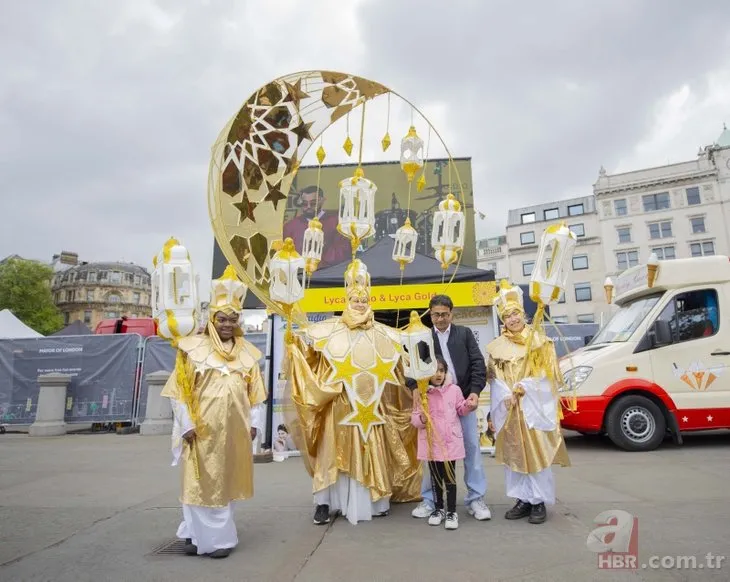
[605, 395, 666, 452]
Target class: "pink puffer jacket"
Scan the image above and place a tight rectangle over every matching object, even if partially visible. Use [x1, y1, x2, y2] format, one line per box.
[410, 381, 470, 462]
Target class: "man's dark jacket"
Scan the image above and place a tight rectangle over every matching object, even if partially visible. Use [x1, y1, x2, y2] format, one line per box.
[407, 324, 487, 398]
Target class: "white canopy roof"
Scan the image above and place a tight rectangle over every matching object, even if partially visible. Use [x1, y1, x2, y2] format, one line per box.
[0, 309, 43, 339]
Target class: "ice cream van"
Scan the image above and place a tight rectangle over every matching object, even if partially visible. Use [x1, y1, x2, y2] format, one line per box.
[559, 254, 730, 451]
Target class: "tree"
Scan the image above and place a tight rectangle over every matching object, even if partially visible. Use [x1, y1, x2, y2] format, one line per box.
[0, 258, 64, 335]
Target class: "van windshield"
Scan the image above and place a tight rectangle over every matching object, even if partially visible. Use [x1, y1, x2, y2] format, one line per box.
[590, 293, 663, 344]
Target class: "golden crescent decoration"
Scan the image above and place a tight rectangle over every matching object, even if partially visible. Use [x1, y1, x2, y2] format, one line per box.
[208, 70, 467, 326]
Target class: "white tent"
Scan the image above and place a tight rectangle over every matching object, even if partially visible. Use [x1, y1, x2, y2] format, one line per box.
[0, 309, 43, 339]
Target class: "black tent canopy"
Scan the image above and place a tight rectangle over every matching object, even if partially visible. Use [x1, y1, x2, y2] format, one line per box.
[51, 320, 93, 336]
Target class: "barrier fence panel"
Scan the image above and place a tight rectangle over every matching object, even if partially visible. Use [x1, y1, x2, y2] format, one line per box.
[0, 334, 142, 425]
[544, 323, 600, 357]
[135, 333, 271, 424]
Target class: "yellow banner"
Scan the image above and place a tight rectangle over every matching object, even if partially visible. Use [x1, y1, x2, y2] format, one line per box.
[300, 281, 497, 312]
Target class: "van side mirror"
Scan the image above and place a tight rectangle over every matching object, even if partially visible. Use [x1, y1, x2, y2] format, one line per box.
[652, 320, 673, 347]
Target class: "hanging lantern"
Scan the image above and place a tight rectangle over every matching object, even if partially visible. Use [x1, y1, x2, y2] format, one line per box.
[337, 167, 376, 251]
[400, 126, 424, 182]
[392, 218, 418, 271]
[400, 311, 437, 381]
[302, 218, 324, 276]
[269, 238, 306, 305]
[151, 237, 200, 340]
[431, 193, 465, 269]
[529, 222, 578, 305]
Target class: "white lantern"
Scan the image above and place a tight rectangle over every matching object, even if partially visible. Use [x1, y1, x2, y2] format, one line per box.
[400, 126, 424, 182]
[431, 193, 465, 269]
[392, 217, 418, 270]
[400, 311, 437, 381]
[151, 237, 200, 340]
[269, 238, 306, 305]
[529, 222, 578, 305]
[302, 218, 324, 276]
[337, 167, 376, 248]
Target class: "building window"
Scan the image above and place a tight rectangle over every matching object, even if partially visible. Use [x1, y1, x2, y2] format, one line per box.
[558, 291, 566, 304]
[65, 290, 75, 302]
[551, 316, 569, 324]
[133, 292, 141, 304]
[87, 290, 94, 301]
[569, 223, 585, 237]
[134, 275, 141, 286]
[521, 212, 536, 224]
[568, 203, 584, 216]
[617, 227, 631, 244]
[520, 231, 535, 245]
[108, 294, 121, 304]
[577, 314, 595, 323]
[690, 241, 715, 257]
[64, 312, 70, 325]
[110, 271, 122, 284]
[617, 250, 639, 271]
[544, 208, 559, 221]
[98, 271, 108, 281]
[106, 311, 119, 319]
[643, 192, 670, 212]
[522, 261, 535, 277]
[686, 187, 701, 206]
[652, 246, 676, 260]
[575, 283, 592, 302]
[88, 271, 97, 282]
[648, 221, 672, 239]
[614, 199, 627, 216]
[84, 310, 92, 324]
[690, 216, 706, 234]
[572, 255, 589, 270]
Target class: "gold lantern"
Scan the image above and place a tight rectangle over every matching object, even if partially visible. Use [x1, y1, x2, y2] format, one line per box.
[392, 218, 418, 271]
[529, 222, 578, 306]
[302, 218, 324, 277]
[431, 193, 465, 269]
[400, 126, 424, 182]
[337, 167, 376, 256]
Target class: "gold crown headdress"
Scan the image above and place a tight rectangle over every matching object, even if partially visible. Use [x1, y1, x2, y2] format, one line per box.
[494, 279, 524, 321]
[209, 265, 247, 316]
[344, 259, 371, 299]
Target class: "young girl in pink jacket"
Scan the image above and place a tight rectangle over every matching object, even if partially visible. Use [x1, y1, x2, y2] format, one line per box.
[411, 356, 471, 530]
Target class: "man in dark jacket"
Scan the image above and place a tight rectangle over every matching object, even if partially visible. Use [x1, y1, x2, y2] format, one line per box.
[409, 295, 491, 521]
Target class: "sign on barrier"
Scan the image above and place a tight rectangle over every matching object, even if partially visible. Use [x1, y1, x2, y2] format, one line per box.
[0, 334, 142, 425]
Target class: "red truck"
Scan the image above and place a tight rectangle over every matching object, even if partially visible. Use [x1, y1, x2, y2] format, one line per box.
[95, 316, 157, 337]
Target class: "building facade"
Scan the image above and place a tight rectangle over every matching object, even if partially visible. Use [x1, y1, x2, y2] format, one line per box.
[476, 235, 509, 279]
[51, 253, 152, 329]
[504, 195, 607, 324]
[594, 126, 730, 280]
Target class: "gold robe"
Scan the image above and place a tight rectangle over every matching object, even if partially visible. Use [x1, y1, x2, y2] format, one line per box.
[161, 333, 267, 507]
[284, 312, 420, 503]
[486, 327, 570, 474]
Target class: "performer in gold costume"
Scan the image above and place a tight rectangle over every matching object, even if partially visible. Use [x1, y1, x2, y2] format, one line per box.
[486, 281, 569, 524]
[161, 266, 267, 557]
[284, 260, 420, 525]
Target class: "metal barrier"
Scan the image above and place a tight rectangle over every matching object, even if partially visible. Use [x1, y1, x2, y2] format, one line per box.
[0, 334, 142, 425]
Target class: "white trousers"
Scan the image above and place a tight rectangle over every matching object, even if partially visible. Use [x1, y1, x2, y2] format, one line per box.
[504, 466, 555, 505]
[313, 474, 390, 525]
[176, 503, 238, 555]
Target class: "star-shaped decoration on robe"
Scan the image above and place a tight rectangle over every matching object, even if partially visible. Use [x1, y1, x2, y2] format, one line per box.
[327, 352, 360, 385]
[291, 120, 313, 145]
[371, 353, 399, 387]
[194, 362, 207, 376]
[283, 78, 309, 105]
[263, 182, 287, 210]
[233, 192, 258, 224]
[341, 398, 385, 441]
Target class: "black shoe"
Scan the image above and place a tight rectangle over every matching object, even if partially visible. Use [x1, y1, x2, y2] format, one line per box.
[374, 510, 389, 517]
[505, 500, 532, 520]
[208, 548, 231, 559]
[313, 504, 331, 525]
[183, 539, 198, 556]
[528, 502, 546, 524]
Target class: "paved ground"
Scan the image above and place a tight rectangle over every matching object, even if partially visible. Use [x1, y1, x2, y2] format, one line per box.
[0, 430, 729, 582]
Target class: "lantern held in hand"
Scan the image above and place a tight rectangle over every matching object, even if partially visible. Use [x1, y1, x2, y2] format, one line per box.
[401, 311, 437, 382]
[529, 222, 578, 306]
[151, 237, 200, 340]
[431, 193, 465, 270]
[269, 238, 306, 305]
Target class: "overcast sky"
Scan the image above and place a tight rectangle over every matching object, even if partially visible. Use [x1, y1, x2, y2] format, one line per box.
[2, 0, 730, 299]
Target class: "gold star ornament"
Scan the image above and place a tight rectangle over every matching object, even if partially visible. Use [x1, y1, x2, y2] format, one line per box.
[327, 352, 360, 385]
[341, 398, 385, 441]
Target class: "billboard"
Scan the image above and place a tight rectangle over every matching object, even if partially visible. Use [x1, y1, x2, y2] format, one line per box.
[213, 157, 477, 290]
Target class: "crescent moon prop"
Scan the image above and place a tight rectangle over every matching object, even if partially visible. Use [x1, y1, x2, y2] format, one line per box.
[208, 70, 467, 325]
